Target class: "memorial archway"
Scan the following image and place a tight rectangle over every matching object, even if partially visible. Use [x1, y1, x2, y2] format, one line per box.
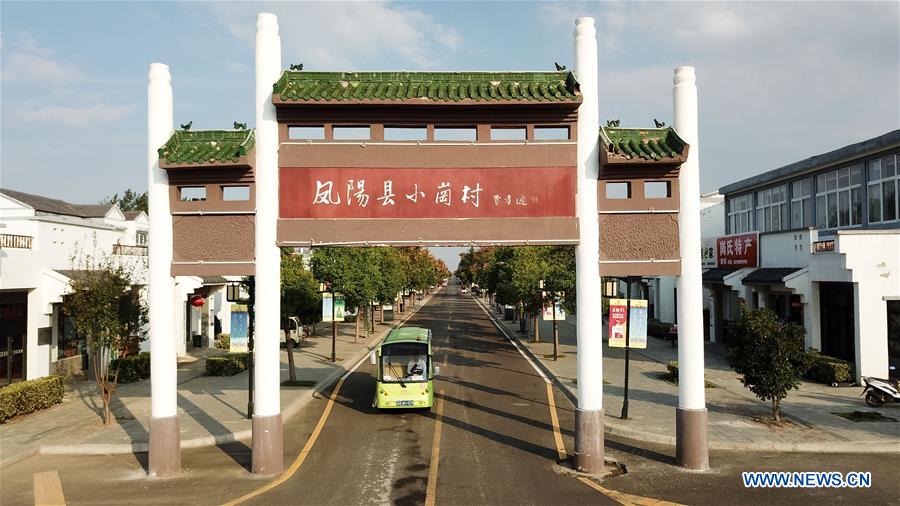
[145, 13, 709, 479]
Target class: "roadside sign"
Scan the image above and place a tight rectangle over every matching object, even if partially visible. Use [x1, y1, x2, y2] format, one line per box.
[230, 304, 249, 353]
[608, 299, 628, 347]
[609, 298, 648, 349]
[628, 299, 648, 349]
[321, 293, 346, 322]
[541, 291, 565, 321]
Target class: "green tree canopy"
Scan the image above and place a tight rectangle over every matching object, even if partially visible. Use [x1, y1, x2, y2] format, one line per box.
[280, 249, 320, 327]
[102, 189, 148, 213]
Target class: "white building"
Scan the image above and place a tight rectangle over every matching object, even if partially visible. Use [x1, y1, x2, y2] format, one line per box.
[0, 188, 239, 383]
[0, 188, 151, 381]
[707, 130, 900, 381]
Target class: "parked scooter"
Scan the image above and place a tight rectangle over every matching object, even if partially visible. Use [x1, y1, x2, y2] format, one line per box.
[861, 366, 900, 407]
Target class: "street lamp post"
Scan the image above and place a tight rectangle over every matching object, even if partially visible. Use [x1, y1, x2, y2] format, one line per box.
[320, 282, 336, 363]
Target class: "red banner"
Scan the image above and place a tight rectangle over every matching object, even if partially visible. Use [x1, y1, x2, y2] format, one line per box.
[279, 167, 575, 219]
[716, 232, 758, 268]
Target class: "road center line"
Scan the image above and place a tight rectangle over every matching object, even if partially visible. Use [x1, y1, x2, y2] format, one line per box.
[424, 390, 446, 506]
[577, 477, 685, 506]
[33, 470, 66, 506]
[223, 295, 435, 506]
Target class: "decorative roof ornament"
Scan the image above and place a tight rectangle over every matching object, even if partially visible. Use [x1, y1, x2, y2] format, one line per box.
[555, 62, 567, 71]
[290, 63, 303, 71]
[234, 121, 247, 130]
[654, 119, 666, 128]
[180, 121, 192, 131]
[606, 119, 620, 127]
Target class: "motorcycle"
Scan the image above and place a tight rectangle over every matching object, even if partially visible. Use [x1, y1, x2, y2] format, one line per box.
[861, 366, 900, 407]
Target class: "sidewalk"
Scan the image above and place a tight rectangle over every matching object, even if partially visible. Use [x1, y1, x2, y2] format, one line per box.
[0, 292, 438, 468]
[475, 295, 900, 453]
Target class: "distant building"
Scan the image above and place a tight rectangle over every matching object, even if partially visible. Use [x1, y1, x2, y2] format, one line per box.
[707, 130, 900, 381]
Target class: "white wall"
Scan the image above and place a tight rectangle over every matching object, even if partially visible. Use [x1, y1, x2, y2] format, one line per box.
[838, 231, 900, 380]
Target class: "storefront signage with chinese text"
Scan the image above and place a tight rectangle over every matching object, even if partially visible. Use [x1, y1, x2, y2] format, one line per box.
[716, 232, 758, 268]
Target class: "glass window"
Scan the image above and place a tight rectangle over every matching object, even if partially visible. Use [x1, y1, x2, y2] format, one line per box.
[790, 177, 813, 228]
[866, 155, 899, 223]
[380, 343, 429, 383]
[838, 191, 850, 227]
[868, 158, 881, 180]
[727, 193, 754, 233]
[827, 193, 837, 228]
[885, 156, 896, 178]
[851, 188, 862, 225]
[136, 231, 148, 246]
[884, 180, 897, 221]
[755, 185, 787, 232]
[815, 166, 863, 229]
[816, 195, 827, 228]
[869, 183, 883, 223]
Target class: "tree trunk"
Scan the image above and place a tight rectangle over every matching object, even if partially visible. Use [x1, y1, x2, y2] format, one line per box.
[370, 303, 376, 334]
[772, 397, 781, 422]
[286, 334, 296, 383]
[533, 314, 540, 343]
[354, 306, 361, 343]
[380, 304, 385, 324]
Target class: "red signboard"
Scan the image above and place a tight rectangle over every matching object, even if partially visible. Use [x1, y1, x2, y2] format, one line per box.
[279, 167, 575, 219]
[716, 232, 758, 268]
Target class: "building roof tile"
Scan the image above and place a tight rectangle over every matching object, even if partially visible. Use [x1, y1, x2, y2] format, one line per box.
[1, 188, 116, 218]
[158, 129, 255, 167]
[272, 71, 580, 104]
[600, 126, 688, 163]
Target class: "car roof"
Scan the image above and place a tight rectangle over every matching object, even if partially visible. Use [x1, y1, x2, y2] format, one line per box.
[383, 326, 431, 345]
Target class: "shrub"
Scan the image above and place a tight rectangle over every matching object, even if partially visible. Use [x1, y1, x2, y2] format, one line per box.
[0, 375, 67, 423]
[110, 352, 150, 383]
[806, 350, 853, 385]
[666, 360, 679, 378]
[206, 353, 250, 376]
[215, 333, 231, 350]
[727, 306, 810, 421]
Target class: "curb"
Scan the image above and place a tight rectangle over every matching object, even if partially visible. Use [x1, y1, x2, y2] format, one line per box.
[33, 291, 440, 458]
[471, 295, 900, 455]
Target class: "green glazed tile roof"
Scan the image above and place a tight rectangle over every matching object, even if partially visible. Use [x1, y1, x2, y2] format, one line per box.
[273, 71, 580, 103]
[600, 126, 688, 162]
[158, 129, 255, 166]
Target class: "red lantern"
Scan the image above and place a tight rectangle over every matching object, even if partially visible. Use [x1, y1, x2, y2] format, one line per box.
[189, 295, 206, 307]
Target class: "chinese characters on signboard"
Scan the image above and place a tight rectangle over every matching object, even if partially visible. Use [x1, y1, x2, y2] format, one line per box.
[608, 299, 648, 349]
[700, 237, 717, 269]
[716, 232, 759, 269]
[279, 167, 576, 219]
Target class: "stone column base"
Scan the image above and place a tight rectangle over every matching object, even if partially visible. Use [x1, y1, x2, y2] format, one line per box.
[252, 413, 284, 474]
[149, 415, 181, 478]
[574, 408, 604, 472]
[676, 407, 709, 470]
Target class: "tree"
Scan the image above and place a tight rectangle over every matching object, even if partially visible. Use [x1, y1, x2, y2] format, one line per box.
[102, 189, 148, 213]
[280, 249, 320, 328]
[64, 254, 148, 425]
[311, 247, 377, 340]
[726, 306, 810, 421]
[372, 248, 405, 323]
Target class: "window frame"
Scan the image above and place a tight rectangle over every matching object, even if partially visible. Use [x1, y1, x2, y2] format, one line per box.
[815, 165, 862, 230]
[867, 154, 899, 224]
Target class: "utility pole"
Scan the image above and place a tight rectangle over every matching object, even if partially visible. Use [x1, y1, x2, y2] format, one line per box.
[620, 277, 634, 420]
[247, 276, 255, 418]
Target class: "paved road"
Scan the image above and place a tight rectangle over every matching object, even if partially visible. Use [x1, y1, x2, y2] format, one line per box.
[240, 288, 611, 505]
[3, 285, 898, 505]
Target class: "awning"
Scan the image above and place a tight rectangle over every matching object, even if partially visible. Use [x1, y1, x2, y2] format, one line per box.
[702, 268, 734, 283]
[741, 267, 802, 284]
[201, 276, 230, 286]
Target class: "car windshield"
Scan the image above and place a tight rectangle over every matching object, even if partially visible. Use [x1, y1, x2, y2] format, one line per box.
[381, 343, 429, 383]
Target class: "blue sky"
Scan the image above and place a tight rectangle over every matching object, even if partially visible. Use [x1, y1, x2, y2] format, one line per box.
[2, 1, 898, 269]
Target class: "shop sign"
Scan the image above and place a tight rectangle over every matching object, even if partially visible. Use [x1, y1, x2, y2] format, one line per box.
[321, 293, 346, 322]
[716, 232, 758, 268]
[701, 237, 717, 269]
[608, 299, 648, 349]
[230, 304, 249, 353]
[280, 167, 575, 219]
[541, 292, 566, 321]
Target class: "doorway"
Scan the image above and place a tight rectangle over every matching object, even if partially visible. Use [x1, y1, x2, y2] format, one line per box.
[0, 291, 28, 384]
[819, 282, 855, 362]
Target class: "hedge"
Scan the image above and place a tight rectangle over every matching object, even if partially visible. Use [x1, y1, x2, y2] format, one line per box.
[0, 375, 67, 423]
[666, 360, 679, 378]
[206, 353, 250, 376]
[806, 350, 853, 385]
[110, 352, 151, 383]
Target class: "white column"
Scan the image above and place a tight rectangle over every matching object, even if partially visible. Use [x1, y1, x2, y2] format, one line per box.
[147, 62, 180, 476]
[252, 12, 284, 474]
[673, 66, 709, 470]
[573, 17, 605, 472]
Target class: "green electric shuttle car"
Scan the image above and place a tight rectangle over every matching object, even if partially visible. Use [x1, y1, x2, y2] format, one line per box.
[370, 326, 439, 409]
